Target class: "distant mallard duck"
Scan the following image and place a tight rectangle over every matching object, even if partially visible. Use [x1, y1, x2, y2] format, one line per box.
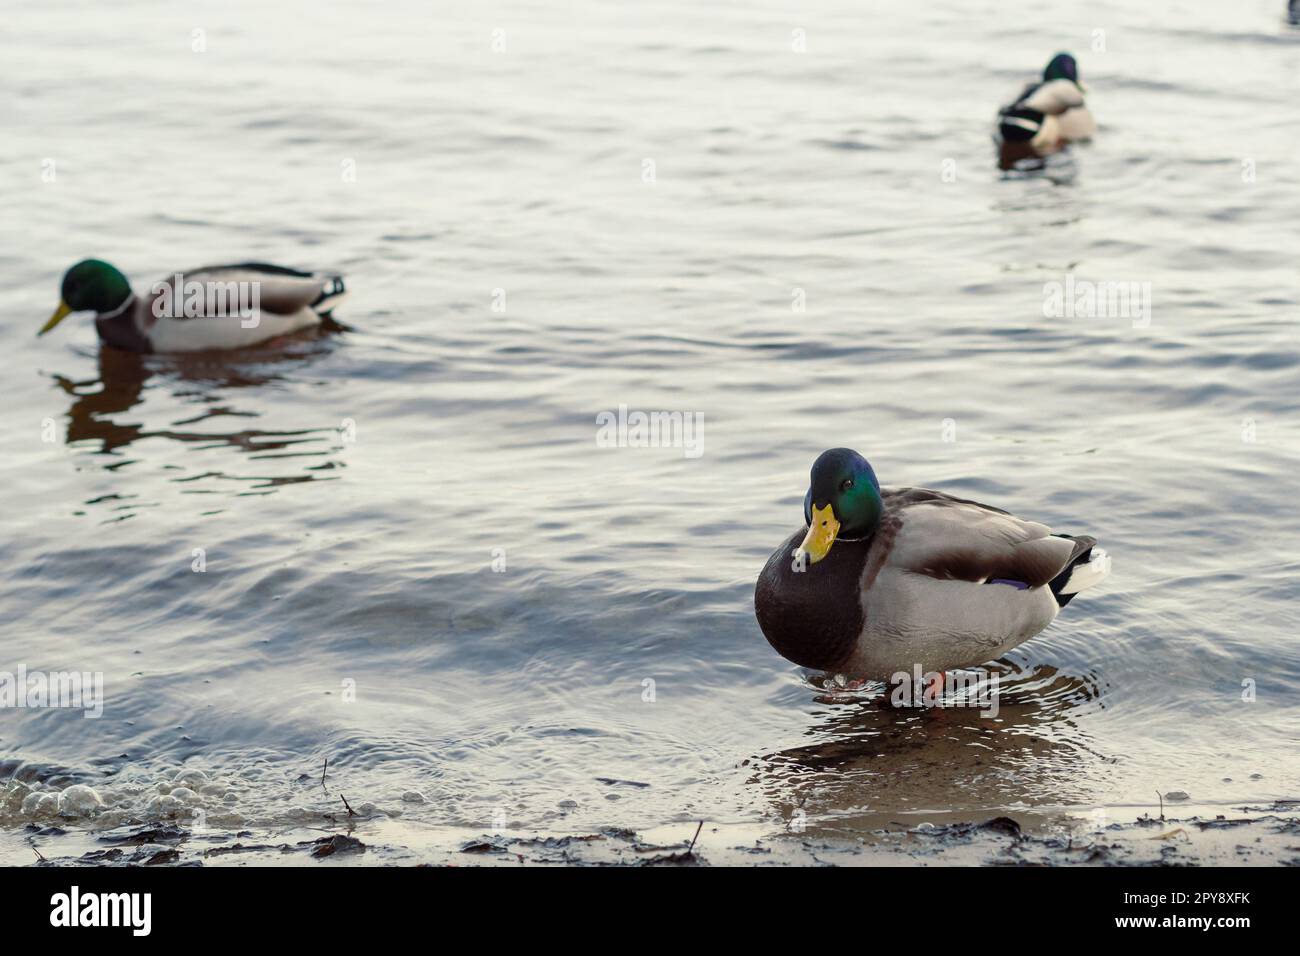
[755, 448, 1110, 681]
[996, 52, 1095, 169]
[40, 259, 347, 353]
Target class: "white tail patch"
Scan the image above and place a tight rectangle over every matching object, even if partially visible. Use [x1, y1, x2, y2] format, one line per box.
[1058, 547, 1110, 595]
[314, 282, 347, 315]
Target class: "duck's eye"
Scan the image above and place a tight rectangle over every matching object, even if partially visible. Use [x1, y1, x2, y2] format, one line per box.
[839, 478, 854, 492]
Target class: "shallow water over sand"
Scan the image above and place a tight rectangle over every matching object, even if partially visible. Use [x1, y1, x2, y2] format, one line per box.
[2, 0, 1299, 861]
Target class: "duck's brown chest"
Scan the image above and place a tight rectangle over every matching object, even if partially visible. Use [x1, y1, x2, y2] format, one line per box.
[96, 305, 152, 353]
[753, 529, 871, 673]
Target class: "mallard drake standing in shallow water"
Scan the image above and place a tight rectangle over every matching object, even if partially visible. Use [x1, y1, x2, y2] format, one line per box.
[40, 259, 347, 353]
[755, 448, 1110, 682]
[995, 52, 1095, 170]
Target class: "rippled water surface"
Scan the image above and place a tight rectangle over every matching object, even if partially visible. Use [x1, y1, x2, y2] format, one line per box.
[3, 0, 1299, 861]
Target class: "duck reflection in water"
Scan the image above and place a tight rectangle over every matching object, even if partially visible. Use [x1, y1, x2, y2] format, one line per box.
[47, 330, 349, 504]
[751, 661, 1108, 837]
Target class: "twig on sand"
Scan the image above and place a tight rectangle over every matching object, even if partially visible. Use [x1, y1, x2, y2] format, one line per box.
[31, 844, 46, 863]
[321, 758, 329, 788]
[340, 794, 357, 818]
[687, 820, 704, 854]
[1156, 790, 1165, 821]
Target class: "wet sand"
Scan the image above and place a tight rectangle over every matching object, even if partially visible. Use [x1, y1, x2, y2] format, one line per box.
[10, 801, 1298, 867]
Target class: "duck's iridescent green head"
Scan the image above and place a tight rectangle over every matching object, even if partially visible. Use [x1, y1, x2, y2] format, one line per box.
[798, 448, 883, 564]
[1043, 52, 1079, 84]
[40, 260, 133, 336]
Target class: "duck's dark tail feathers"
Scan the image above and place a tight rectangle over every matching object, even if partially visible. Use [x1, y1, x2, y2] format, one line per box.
[1049, 534, 1110, 608]
[312, 275, 347, 316]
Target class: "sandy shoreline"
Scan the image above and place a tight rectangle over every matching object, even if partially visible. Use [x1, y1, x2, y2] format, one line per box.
[7, 801, 1297, 867]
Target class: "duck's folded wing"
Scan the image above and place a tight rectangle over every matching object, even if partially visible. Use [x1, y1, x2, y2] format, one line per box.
[882, 487, 1084, 588]
[1021, 78, 1085, 115]
[147, 264, 344, 318]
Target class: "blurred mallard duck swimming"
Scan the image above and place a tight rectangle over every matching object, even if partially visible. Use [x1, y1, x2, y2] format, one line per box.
[755, 448, 1110, 681]
[996, 52, 1095, 170]
[40, 259, 346, 353]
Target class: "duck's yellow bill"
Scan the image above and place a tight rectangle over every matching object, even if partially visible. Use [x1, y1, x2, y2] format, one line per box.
[39, 301, 73, 336]
[797, 504, 840, 565]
